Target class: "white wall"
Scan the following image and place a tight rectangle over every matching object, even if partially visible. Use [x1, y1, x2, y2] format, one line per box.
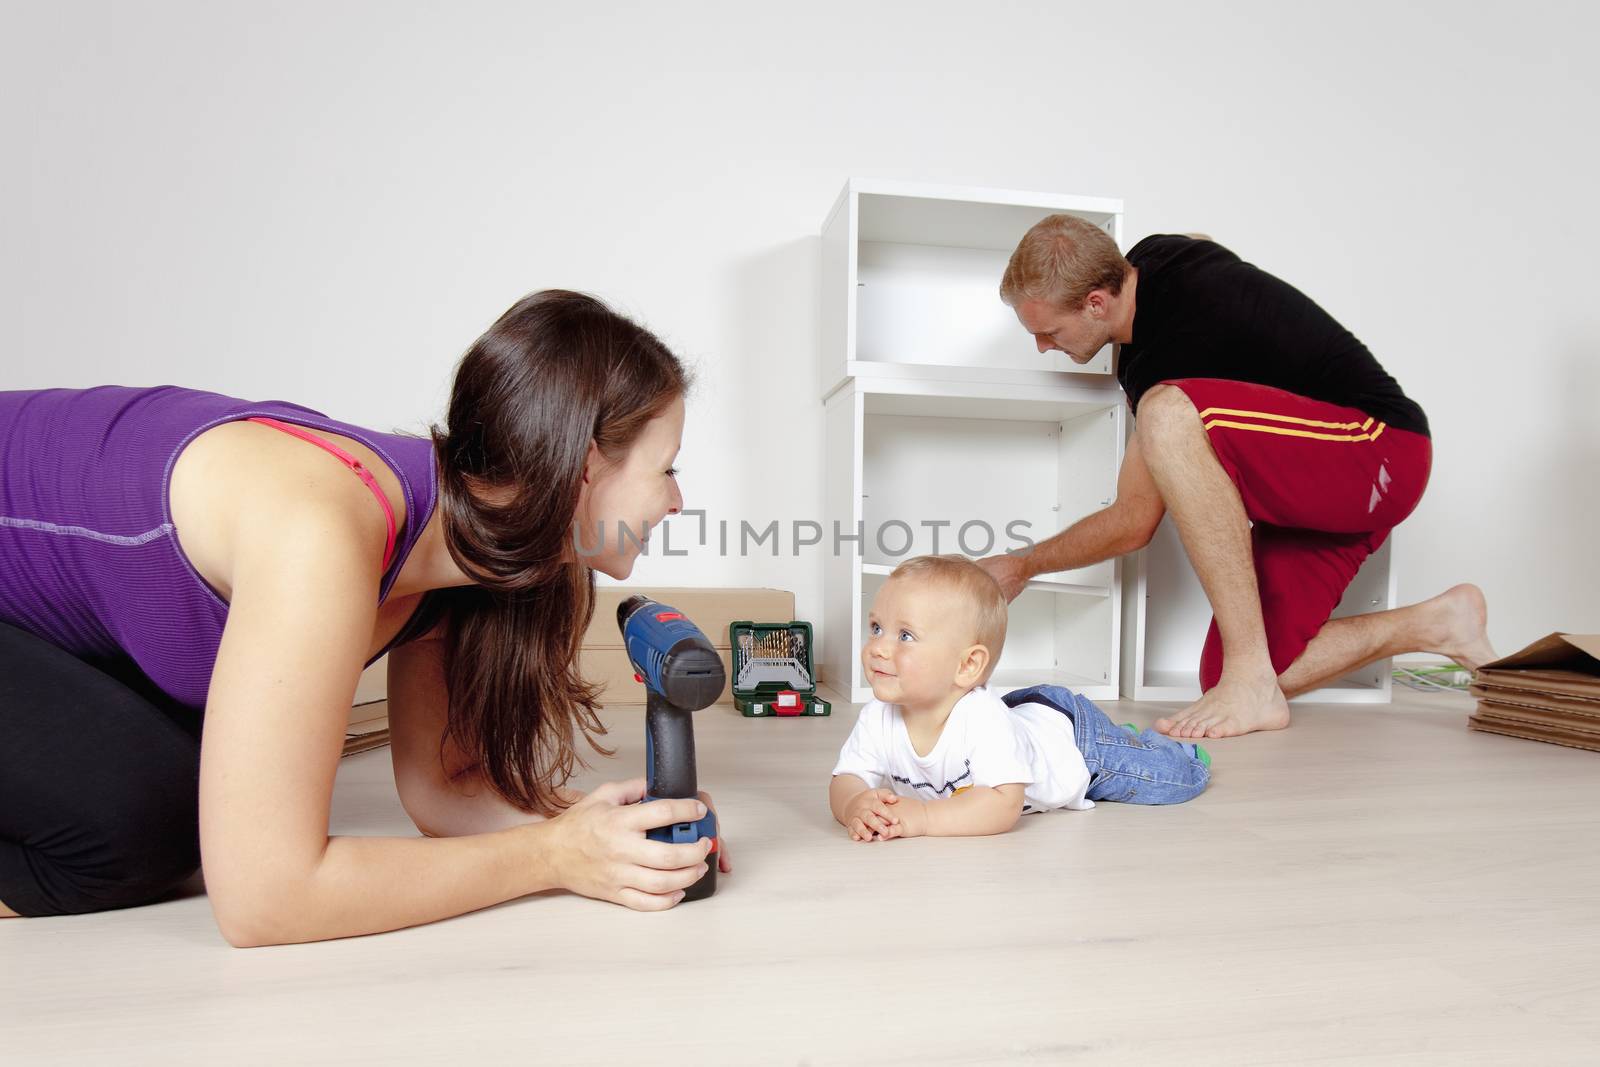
[5, 0, 1597, 662]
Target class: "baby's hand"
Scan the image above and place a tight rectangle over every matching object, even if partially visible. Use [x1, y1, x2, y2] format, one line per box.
[844, 788, 903, 842]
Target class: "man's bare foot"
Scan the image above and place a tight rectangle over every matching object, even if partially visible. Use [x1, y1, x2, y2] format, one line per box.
[1421, 583, 1497, 672]
[1156, 671, 1292, 739]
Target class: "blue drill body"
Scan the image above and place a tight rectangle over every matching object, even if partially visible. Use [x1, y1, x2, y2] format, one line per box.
[617, 595, 724, 901]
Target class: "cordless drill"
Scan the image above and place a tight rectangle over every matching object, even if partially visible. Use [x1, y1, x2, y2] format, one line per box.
[617, 595, 723, 902]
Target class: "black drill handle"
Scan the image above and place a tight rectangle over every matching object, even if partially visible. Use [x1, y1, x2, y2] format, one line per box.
[646, 693, 698, 799]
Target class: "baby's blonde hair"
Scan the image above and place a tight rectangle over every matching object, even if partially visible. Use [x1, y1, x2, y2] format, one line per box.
[887, 554, 1008, 681]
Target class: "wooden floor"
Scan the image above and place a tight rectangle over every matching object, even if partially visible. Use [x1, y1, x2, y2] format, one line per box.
[4, 688, 1598, 1064]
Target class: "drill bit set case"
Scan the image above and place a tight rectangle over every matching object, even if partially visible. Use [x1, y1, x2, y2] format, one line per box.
[581, 588, 795, 705]
[729, 620, 832, 717]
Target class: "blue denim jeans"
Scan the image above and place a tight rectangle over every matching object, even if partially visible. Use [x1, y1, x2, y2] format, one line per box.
[1002, 685, 1211, 805]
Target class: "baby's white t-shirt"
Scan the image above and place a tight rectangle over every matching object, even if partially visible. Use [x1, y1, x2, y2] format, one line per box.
[831, 687, 1094, 812]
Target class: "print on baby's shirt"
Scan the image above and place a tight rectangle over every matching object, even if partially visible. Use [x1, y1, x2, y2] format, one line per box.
[891, 759, 972, 797]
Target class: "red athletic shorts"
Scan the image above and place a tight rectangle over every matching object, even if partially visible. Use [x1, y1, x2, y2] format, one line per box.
[1158, 379, 1432, 690]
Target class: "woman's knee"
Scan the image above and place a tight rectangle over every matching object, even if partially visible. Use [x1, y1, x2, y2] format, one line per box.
[86, 779, 201, 909]
[0, 625, 203, 915]
[5, 768, 200, 916]
[19, 820, 198, 917]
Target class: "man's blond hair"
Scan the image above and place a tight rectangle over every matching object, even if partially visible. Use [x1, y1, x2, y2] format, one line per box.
[887, 554, 1008, 682]
[999, 213, 1130, 311]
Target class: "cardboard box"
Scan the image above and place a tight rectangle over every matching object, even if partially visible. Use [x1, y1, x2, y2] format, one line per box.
[1469, 633, 1600, 753]
[585, 587, 796, 652]
[585, 587, 797, 705]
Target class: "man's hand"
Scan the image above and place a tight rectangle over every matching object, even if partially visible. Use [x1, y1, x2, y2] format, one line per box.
[843, 788, 903, 842]
[976, 552, 1030, 603]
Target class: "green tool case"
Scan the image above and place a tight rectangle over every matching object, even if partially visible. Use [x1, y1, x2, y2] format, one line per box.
[728, 620, 832, 717]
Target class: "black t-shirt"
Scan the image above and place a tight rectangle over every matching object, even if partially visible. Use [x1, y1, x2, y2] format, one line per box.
[1118, 235, 1428, 436]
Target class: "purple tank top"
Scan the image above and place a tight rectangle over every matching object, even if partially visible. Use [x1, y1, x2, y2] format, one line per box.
[0, 386, 439, 709]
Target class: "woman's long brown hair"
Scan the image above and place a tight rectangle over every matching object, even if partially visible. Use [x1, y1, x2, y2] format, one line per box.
[429, 290, 688, 816]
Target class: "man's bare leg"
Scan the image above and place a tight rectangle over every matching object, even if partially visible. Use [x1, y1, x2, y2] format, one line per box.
[1276, 583, 1496, 698]
[1136, 384, 1291, 738]
[0, 899, 17, 918]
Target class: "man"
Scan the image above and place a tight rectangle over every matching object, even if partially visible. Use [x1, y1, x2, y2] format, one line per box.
[977, 216, 1494, 739]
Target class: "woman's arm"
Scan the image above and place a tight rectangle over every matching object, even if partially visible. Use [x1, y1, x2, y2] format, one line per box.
[200, 494, 710, 947]
[387, 635, 580, 837]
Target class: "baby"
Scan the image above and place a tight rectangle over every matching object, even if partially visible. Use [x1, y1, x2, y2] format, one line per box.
[829, 555, 1211, 841]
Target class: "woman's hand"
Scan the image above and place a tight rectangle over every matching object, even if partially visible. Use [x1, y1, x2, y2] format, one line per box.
[542, 778, 713, 910]
[697, 790, 732, 874]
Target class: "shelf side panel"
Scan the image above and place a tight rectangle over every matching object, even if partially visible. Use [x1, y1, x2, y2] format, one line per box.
[822, 387, 861, 693]
[819, 184, 854, 398]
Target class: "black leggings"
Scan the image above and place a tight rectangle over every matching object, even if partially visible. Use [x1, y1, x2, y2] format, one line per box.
[0, 621, 202, 916]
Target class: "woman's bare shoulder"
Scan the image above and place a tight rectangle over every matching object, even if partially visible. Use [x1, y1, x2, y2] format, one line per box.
[170, 420, 393, 602]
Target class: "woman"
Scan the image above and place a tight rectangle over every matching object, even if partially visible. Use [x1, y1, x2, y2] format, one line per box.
[0, 290, 727, 944]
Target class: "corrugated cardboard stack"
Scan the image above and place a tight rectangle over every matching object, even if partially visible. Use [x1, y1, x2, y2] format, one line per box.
[344, 702, 391, 756]
[582, 587, 797, 705]
[1469, 633, 1600, 753]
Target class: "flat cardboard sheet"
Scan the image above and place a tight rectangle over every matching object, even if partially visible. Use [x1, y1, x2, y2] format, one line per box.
[343, 701, 390, 757]
[1469, 715, 1600, 753]
[1467, 685, 1600, 720]
[1470, 696, 1600, 732]
[1476, 632, 1600, 671]
[1470, 670, 1600, 702]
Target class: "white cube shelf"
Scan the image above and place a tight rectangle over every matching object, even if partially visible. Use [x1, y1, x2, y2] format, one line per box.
[821, 178, 1123, 400]
[819, 178, 1129, 706]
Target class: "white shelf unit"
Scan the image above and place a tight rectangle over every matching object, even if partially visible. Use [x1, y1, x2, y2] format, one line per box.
[820, 178, 1123, 400]
[820, 179, 1126, 705]
[1122, 520, 1398, 703]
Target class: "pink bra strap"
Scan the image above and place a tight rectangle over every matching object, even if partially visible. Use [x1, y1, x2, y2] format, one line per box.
[246, 417, 398, 572]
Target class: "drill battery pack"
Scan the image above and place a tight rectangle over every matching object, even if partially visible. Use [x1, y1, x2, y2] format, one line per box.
[729, 620, 832, 717]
